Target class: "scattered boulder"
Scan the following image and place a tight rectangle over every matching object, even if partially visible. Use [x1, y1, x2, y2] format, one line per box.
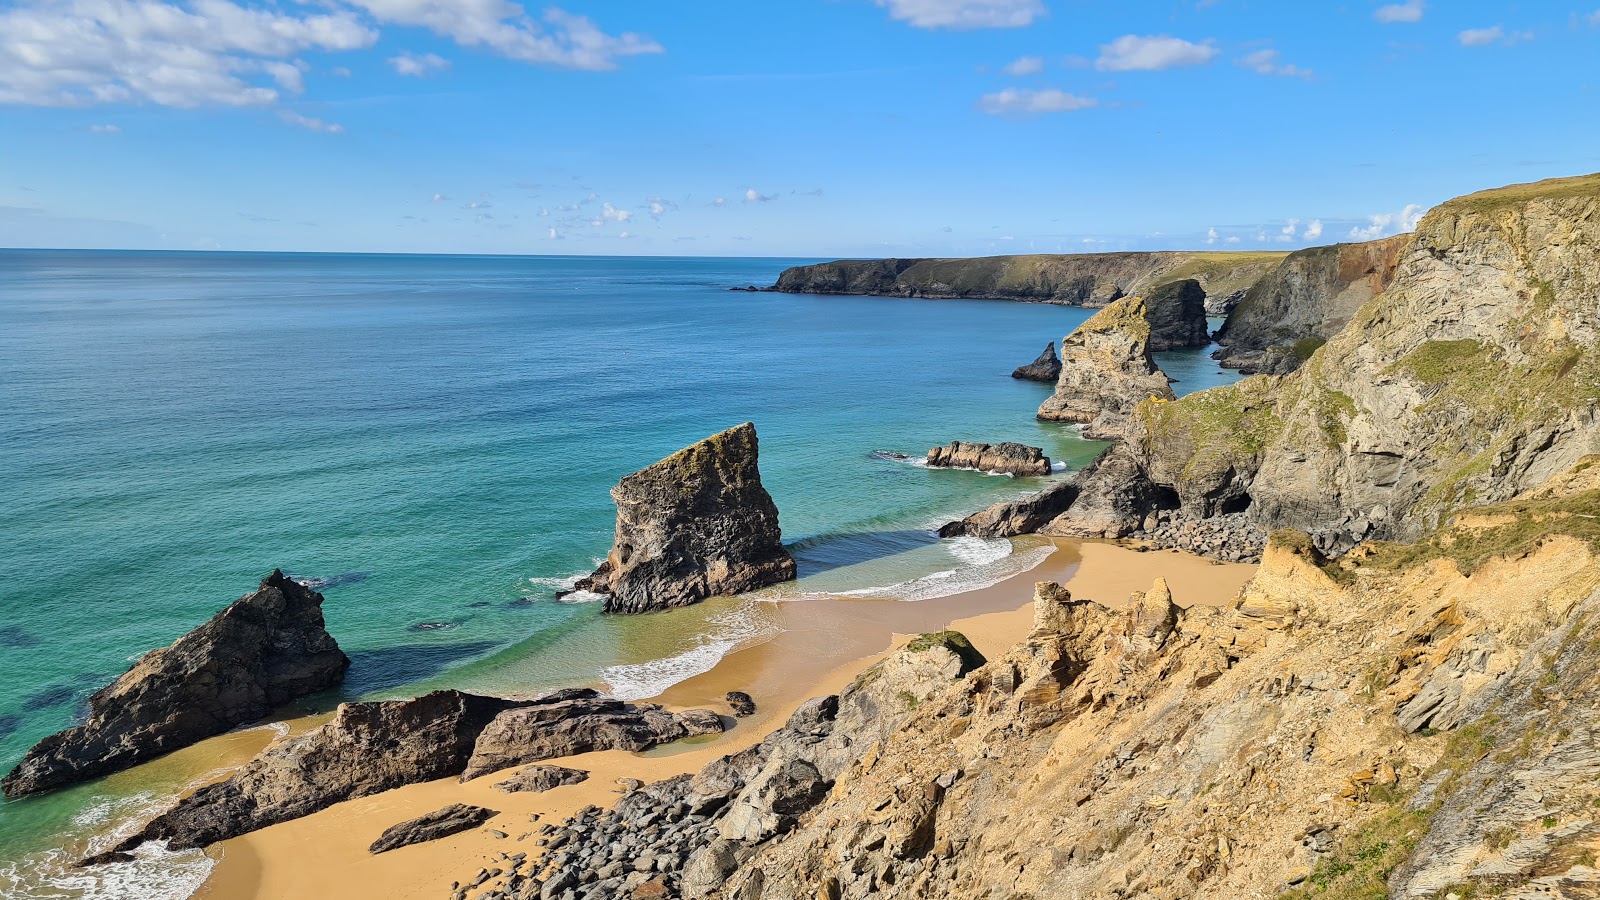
[1142, 278, 1210, 350]
[726, 691, 757, 717]
[579, 423, 797, 615]
[3, 570, 348, 798]
[492, 765, 590, 794]
[926, 441, 1051, 477]
[461, 696, 725, 781]
[369, 804, 499, 854]
[1036, 296, 1175, 440]
[1011, 341, 1062, 382]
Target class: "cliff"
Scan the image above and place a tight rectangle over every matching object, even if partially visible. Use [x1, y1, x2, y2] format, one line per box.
[2, 570, 347, 798]
[771, 251, 1284, 308]
[1213, 235, 1408, 373]
[1036, 296, 1176, 440]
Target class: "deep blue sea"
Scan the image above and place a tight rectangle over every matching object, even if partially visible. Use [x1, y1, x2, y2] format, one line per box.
[0, 250, 1239, 895]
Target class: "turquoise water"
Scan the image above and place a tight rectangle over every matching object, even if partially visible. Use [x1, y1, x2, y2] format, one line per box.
[0, 250, 1239, 893]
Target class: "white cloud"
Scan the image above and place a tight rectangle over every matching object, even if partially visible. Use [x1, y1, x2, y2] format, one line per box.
[1279, 218, 1299, 241]
[1374, 0, 1424, 24]
[88, 123, 119, 133]
[350, 1, 661, 70]
[875, 0, 1045, 30]
[744, 188, 771, 203]
[0, 0, 376, 108]
[1304, 219, 1323, 240]
[1458, 25, 1502, 46]
[545, 227, 561, 240]
[616, 230, 632, 239]
[712, 196, 726, 207]
[977, 87, 1096, 115]
[647, 196, 677, 219]
[601, 201, 632, 222]
[330, 66, 352, 77]
[1095, 35, 1217, 72]
[1349, 203, 1426, 240]
[1002, 55, 1044, 76]
[1205, 227, 1217, 245]
[278, 109, 343, 133]
[537, 207, 550, 216]
[1239, 49, 1313, 79]
[431, 193, 447, 202]
[1224, 235, 1241, 244]
[388, 51, 450, 77]
[464, 200, 491, 209]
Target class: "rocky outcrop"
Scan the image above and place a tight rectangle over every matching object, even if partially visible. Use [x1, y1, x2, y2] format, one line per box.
[1010, 341, 1061, 381]
[461, 699, 724, 781]
[1213, 235, 1407, 373]
[369, 804, 499, 854]
[580, 423, 797, 615]
[493, 765, 589, 794]
[1143, 278, 1210, 350]
[925, 440, 1050, 477]
[1036, 296, 1175, 439]
[725, 692, 756, 718]
[2, 570, 348, 798]
[770, 252, 1284, 308]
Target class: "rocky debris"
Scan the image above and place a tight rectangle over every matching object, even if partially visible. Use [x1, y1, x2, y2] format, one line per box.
[1214, 235, 1406, 373]
[1205, 288, 1246, 317]
[938, 475, 1082, 539]
[1128, 512, 1267, 564]
[453, 632, 986, 900]
[579, 423, 797, 615]
[3, 570, 348, 798]
[1143, 278, 1210, 350]
[461, 697, 725, 782]
[925, 440, 1050, 477]
[493, 765, 590, 794]
[1010, 341, 1062, 382]
[1036, 296, 1175, 440]
[368, 804, 498, 854]
[725, 692, 756, 717]
[769, 252, 1282, 307]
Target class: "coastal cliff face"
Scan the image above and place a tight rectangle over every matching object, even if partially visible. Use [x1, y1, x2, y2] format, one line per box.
[2, 570, 347, 798]
[771, 252, 1283, 308]
[1036, 296, 1175, 440]
[581, 423, 797, 615]
[1214, 235, 1407, 374]
[1143, 278, 1211, 351]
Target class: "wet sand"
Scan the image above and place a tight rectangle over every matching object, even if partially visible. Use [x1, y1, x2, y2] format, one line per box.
[194, 539, 1255, 900]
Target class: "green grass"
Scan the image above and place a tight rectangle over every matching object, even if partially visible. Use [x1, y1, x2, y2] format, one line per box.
[1364, 488, 1600, 576]
[1437, 172, 1600, 216]
[903, 630, 988, 674]
[1292, 337, 1328, 362]
[1280, 808, 1432, 900]
[1388, 340, 1490, 385]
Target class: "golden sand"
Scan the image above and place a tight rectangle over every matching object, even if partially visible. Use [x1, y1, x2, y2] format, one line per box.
[192, 539, 1254, 900]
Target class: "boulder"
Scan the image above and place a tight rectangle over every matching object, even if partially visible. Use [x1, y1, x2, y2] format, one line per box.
[926, 441, 1050, 477]
[1036, 296, 1175, 440]
[1010, 342, 1062, 382]
[726, 691, 757, 717]
[368, 804, 498, 854]
[461, 696, 725, 781]
[580, 423, 797, 615]
[492, 764, 590, 794]
[3, 570, 348, 798]
[1142, 278, 1210, 350]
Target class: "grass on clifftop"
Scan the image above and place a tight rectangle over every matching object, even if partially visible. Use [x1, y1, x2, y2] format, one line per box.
[1437, 172, 1600, 216]
[1361, 487, 1600, 576]
[1135, 376, 1284, 477]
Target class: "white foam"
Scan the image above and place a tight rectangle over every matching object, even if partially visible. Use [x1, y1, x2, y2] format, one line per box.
[946, 535, 1013, 567]
[2, 791, 214, 900]
[1050, 460, 1069, 473]
[600, 601, 778, 701]
[792, 539, 1055, 604]
[554, 589, 605, 605]
[528, 572, 586, 590]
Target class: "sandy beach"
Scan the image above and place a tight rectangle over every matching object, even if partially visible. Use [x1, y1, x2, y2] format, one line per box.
[191, 539, 1255, 900]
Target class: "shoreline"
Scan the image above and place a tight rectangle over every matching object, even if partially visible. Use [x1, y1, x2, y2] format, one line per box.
[192, 538, 1255, 900]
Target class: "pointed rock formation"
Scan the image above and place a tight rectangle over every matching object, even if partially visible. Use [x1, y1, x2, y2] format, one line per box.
[581, 422, 797, 615]
[2, 569, 348, 798]
[926, 441, 1050, 477]
[1036, 296, 1176, 440]
[1011, 342, 1062, 382]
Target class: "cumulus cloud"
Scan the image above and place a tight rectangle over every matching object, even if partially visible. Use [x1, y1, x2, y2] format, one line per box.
[743, 188, 771, 203]
[600, 201, 632, 222]
[1279, 218, 1300, 241]
[1206, 227, 1218, 245]
[977, 87, 1096, 115]
[431, 193, 447, 202]
[350, 1, 661, 70]
[646, 197, 678, 219]
[712, 196, 726, 207]
[388, 51, 450, 77]
[1304, 219, 1323, 240]
[1096, 35, 1217, 72]
[875, 0, 1045, 30]
[1374, 0, 1424, 23]
[1239, 49, 1313, 79]
[1002, 55, 1044, 76]
[278, 109, 343, 133]
[546, 227, 561, 240]
[1349, 204, 1426, 240]
[0, 0, 376, 108]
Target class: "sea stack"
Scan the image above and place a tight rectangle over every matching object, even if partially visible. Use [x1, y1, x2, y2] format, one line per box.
[1011, 342, 1063, 382]
[581, 422, 797, 615]
[1036, 295, 1176, 440]
[1142, 278, 1210, 350]
[2, 570, 348, 798]
[926, 441, 1051, 477]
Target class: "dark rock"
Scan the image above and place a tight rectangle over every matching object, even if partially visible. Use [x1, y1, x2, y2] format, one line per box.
[287, 572, 369, 590]
[581, 423, 797, 615]
[725, 692, 756, 718]
[926, 441, 1050, 477]
[3, 570, 348, 798]
[494, 765, 590, 794]
[408, 621, 457, 632]
[1142, 279, 1209, 350]
[462, 696, 725, 781]
[1010, 342, 1062, 382]
[938, 475, 1082, 539]
[369, 804, 499, 854]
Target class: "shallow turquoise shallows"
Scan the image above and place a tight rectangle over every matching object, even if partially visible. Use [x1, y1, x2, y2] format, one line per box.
[0, 250, 1239, 893]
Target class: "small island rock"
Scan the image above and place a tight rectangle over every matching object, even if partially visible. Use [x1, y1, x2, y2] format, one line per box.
[1010, 342, 1062, 382]
[1036, 296, 1175, 440]
[926, 441, 1051, 477]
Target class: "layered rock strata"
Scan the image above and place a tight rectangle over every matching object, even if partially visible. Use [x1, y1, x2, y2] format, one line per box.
[1036, 296, 1176, 440]
[580, 423, 797, 615]
[2, 569, 348, 798]
[925, 440, 1050, 477]
[1143, 278, 1210, 350]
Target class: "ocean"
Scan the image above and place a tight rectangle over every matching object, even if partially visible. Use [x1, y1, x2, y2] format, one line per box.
[0, 250, 1240, 895]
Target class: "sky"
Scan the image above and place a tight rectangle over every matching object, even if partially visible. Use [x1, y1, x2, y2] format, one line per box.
[1, 0, 1598, 257]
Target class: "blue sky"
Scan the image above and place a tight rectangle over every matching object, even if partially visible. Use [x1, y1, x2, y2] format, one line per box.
[2, 0, 1598, 257]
